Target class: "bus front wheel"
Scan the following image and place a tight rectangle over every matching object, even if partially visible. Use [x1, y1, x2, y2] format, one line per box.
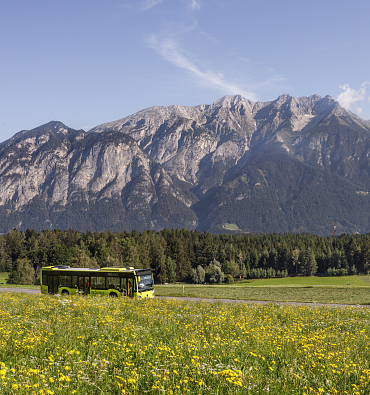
[62, 290, 69, 296]
[109, 292, 118, 298]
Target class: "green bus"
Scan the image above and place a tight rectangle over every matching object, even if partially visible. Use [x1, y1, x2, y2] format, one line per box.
[40, 266, 154, 298]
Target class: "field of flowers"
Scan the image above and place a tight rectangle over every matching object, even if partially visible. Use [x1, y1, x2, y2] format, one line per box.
[0, 293, 370, 394]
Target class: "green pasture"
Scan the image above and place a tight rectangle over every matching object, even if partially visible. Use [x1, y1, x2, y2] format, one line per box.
[155, 284, 370, 305]
[223, 223, 240, 230]
[0, 272, 39, 289]
[240, 275, 368, 287]
[156, 275, 370, 305]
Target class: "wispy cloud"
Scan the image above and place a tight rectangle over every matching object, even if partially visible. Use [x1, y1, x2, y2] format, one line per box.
[187, 0, 200, 10]
[140, 0, 165, 11]
[148, 36, 257, 100]
[337, 82, 368, 114]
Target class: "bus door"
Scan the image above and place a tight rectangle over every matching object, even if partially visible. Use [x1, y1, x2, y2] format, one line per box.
[78, 276, 90, 294]
[120, 277, 134, 297]
[121, 277, 127, 296]
[127, 277, 134, 297]
[49, 275, 59, 294]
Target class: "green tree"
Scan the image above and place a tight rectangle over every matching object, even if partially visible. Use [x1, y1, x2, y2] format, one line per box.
[300, 249, 318, 276]
[151, 235, 168, 284]
[173, 239, 191, 281]
[223, 260, 239, 276]
[166, 257, 177, 283]
[191, 268, 199, 284]
[47, 245, 72, 266]
[7, 257, 35, 285]
[70, 250, 99, 268]
[196, 265, 205, 284]
[205, 259, 224, 284]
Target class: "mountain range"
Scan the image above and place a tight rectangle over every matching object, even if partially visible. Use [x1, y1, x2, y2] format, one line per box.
[1, 93, 370, 235]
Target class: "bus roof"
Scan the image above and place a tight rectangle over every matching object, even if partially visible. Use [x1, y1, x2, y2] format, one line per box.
[41, 266, 151, 273]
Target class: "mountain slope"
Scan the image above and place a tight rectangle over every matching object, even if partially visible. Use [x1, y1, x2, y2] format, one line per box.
[2, 94, 370, 234]
[0, 122, 197, 232]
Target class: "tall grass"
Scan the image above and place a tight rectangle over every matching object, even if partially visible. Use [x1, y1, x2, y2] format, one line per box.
[0, 292, 370, 394]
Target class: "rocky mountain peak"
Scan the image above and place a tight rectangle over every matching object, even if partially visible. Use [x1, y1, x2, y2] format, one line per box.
[2, 93, 370, 234]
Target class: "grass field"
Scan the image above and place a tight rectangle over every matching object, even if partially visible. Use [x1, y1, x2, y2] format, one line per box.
[156, 285, 370, 305]
[156, 275, 370, 305]
[0, 292, 370, 394]
[0, 273, 39, 289]
[223, 223, 240, 231]
[240, 275, 368, 287]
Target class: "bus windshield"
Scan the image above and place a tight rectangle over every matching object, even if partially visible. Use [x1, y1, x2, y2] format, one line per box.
[137, 274, 153, 292]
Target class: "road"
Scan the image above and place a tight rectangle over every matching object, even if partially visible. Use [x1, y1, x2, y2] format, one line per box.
[1, 287, 369, 308]
[0, 287, 40, 294]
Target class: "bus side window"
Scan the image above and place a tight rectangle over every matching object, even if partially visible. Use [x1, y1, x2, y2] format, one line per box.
[60, 275, 71, 288]
[91, 275, 105, 289]
[72, 276, 78, 288]
[79, 276, 84, 290]
[107, 276, 120, 290]
[42, 275, 48, 286]
[91, 276, 97, 289]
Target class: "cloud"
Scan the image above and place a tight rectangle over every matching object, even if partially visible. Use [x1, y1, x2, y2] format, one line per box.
[187, 0, 200, 10]
[148, 36, 257, 100]
[337, 82, 368, 114]
[140, 0, 165, 11]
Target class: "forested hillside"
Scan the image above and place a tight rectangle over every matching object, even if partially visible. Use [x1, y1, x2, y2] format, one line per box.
[1, 228, 370, 285]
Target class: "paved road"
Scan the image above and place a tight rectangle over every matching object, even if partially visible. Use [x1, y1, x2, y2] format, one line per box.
[1, 287, 369, 308]
[0, 287, 40, 294]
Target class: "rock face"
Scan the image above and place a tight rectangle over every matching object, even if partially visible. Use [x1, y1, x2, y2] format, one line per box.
[1, 94, 370, 234]
[0, 122, 196, 232]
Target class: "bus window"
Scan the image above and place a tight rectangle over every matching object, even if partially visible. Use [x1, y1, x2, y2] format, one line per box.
[42, 274, 48, 286]
[91, 276, 106, 289]
[107, 276, 120, 290]
[49, 275, 59, 294]
[60, 275, 71, 288]
[78, 276, 84, 291]
[86, 277, 90, 294]
[72, 276, 78, 288]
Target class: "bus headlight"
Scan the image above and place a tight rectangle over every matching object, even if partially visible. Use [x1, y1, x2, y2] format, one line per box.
[136, 295, 142, 298]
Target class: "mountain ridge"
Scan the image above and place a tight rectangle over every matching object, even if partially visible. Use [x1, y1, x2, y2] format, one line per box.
[1, 94, 370, 235]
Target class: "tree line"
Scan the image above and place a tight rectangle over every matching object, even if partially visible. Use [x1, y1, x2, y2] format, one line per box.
[1, 228, 370, 285]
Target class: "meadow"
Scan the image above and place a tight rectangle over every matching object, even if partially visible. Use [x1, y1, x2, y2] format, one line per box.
[1, 292, 370, 394]
[155, 284, 370, 305]
[155, 275, 370, 305]
[0, 272, 39, 289]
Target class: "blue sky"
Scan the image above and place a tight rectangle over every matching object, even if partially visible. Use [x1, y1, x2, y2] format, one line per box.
[1, 0, 369, 142]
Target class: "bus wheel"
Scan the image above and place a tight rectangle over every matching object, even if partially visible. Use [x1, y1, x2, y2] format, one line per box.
[62, 290, 69, 296]
[109, 292, 118, 298]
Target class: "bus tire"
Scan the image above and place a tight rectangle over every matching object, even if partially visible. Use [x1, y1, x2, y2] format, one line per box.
[61, 290, 69, 296]
[109, 292, 118, 298]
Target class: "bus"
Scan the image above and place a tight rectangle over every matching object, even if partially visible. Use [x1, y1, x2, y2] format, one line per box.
[40, 266, 154, 298]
